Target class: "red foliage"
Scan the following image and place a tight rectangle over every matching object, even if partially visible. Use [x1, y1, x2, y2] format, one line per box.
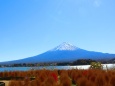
[2, 68, 114, 86]
[51, 72, 58, 82]
[61, 79, 71, 86]
[95, 74, 106, 86]
[77, 77, 88, 86]
[110, 75, 115, 86]
[82, 70, 88, 76]
[89, 75, 96, 82]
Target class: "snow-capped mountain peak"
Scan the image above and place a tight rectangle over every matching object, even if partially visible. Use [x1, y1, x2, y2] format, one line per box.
[51, 42, 78, 51]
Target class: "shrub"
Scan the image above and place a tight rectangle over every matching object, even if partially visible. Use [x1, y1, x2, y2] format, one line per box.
[44, 76, 56, 86]
[89, 62, 103, 69]
[9, 80, 18, 86]
[110, 75, 115, 86]
[76, 77, 88, 86]
[95, 74, 106, 86]
[61, 78, 71, 86]
[51, 72, 58, 82]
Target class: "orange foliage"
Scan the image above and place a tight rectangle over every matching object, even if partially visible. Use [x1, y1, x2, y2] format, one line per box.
[0, 68, 114, 86]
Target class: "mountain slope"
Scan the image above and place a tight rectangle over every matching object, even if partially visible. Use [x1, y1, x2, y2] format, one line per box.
[0, 42, 115, 64]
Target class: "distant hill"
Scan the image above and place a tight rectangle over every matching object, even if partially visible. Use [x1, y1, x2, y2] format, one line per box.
[0, 42, 115, 64]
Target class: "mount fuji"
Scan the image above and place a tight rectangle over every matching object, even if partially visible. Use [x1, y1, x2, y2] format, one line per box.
[0, 42, 115, 64]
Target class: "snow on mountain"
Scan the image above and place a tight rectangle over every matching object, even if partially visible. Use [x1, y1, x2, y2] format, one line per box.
[51, 42, 78, 51]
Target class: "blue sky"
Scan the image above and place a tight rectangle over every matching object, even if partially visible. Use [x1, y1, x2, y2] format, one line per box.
[0, 0, 115, 62]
